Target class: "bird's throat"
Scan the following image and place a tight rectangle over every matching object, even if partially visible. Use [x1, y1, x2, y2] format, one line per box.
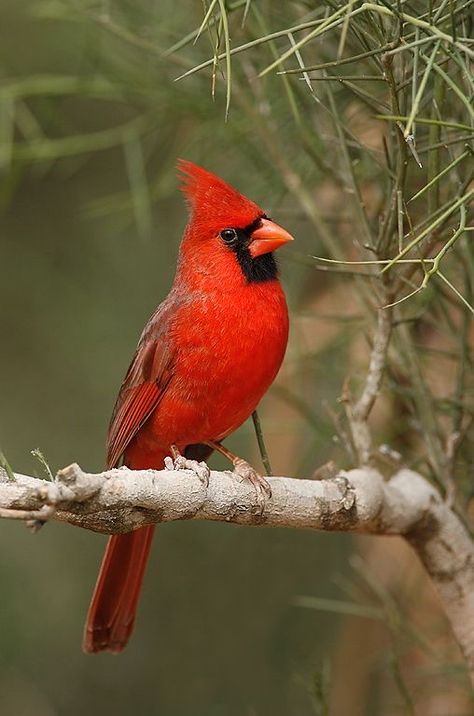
[234, 248, 279, 283]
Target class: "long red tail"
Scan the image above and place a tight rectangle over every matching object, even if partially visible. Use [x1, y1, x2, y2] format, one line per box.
[82, 525, 155, 654]
[82, 444, 212, 654]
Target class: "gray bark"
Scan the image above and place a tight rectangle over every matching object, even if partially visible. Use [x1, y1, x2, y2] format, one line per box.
[1, 463, 474, 684]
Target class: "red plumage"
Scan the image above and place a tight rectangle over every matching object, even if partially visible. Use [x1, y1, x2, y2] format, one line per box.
[83, 161, 293, 654]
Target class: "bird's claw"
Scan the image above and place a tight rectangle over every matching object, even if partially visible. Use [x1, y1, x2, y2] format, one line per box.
[232, 457, 271, 515]
[165, 447, 210, 487]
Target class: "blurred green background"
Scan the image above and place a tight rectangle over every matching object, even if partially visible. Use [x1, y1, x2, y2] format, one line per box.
[0, 2, 471, 715]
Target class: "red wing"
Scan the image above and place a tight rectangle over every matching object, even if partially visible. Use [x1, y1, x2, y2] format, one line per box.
[106, 337, 173, 470]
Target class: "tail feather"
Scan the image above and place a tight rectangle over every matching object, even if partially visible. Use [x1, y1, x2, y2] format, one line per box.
[82, 525, 155, 654]
[83, 443, 213, 655]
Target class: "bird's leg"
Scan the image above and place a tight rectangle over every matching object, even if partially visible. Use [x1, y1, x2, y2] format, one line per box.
[205, 441, 272, 512]
[164, 445, 210, 486]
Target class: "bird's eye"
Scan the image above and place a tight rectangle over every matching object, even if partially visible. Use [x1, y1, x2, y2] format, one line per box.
[220, 228, 238, 244]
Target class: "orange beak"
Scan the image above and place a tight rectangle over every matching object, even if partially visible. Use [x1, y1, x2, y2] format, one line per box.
[249, 218, 294, 258]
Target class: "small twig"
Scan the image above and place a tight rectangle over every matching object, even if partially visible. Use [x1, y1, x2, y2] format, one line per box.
[0, 505, 55, 521]
[0, 448, 15, 481]
[445, 431, 462, 507]
[31, 447, 54, 481]
[0, 504, 57, 533]
[251, 410, 273, 476]
[348, 295, 393, 464]
[382, 188, 474, 272]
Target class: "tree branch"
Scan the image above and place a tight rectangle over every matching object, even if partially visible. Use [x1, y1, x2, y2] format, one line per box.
[347, 299, 393, 465]
[1, 462, 474, 683]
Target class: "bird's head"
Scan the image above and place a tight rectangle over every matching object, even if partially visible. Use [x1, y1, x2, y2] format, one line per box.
[177, 160, 294, 284]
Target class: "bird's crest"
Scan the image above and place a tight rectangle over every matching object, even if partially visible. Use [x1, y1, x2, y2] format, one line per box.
[177, 159, 263, 230]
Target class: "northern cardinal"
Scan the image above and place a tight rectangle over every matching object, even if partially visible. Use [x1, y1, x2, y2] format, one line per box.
[83, 161, 293, 654]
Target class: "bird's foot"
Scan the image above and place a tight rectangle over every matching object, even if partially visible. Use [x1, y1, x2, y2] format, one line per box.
[164, 445, 210, 487]
[232, 457, 272, 515]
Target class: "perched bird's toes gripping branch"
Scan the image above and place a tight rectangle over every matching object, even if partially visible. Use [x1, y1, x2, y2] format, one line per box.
[166, 446, 210, 486]
[203, 439, 272, 513]
[231, 458, 272, 515]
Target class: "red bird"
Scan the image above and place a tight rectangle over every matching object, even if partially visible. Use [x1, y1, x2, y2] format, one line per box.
[83, 161, 293, 654]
